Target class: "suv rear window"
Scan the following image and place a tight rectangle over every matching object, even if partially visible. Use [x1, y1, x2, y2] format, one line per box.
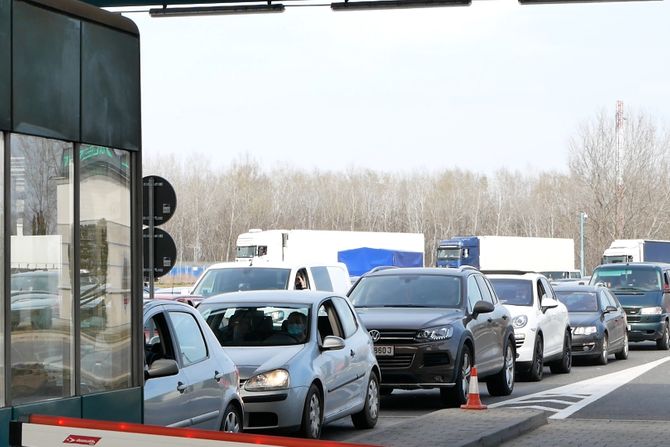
[488, 278, 533, 306]
[349, 274, 461, 308]
[590, 267, 661, 292]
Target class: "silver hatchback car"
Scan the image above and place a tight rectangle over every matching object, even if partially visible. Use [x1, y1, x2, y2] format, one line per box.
[143, 300, 243, 432]
[198, 290, 381, 439]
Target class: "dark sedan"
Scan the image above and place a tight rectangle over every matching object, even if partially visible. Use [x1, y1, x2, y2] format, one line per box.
[348, 266, 516, 407]
[554, 284, 629, 365]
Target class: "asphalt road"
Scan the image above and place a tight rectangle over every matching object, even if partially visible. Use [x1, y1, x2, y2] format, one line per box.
[321, 341, 670, 442]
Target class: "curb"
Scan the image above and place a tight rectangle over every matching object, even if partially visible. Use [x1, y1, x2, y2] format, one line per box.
[454, 410, 548, 447]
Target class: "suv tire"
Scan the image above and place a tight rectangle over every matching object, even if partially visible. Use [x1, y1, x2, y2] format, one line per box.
[486, 338, 515, 396]
[525, 335, 544, 382]
[549, 331, 572, 374]
[440, 345, 471, 407]
[656, 322, 670, 350]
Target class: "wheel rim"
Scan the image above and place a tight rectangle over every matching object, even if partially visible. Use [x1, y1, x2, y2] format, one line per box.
[665, 326, 669, 345]
[308, 392, 321, 438]
[504, 345, 514, 388]
[368, 377, 379, 419]
[461, 351, 471, 398]
[223, 410, 240, 433]
[565, 334, 572, 369]
[602, 337, 608, 361]
[623, 333, 629, 356]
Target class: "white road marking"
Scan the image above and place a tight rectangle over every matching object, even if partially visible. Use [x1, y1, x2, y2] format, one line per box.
[490, 356, 670, 419]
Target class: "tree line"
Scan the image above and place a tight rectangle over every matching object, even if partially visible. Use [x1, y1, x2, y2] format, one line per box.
[144, 109, 670, 275]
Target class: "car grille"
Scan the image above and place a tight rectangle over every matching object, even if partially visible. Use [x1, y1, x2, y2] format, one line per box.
[624, 307, 639, 315]
[627, 316, 641, 323]
[378, 354, 414, 368]
[375, 330, 417, 342]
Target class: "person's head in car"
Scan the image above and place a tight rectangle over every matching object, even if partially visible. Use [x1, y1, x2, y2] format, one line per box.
[285, 311, 307, 341]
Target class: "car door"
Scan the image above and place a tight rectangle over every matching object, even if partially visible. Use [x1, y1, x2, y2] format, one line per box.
[167, 309, 223, 430]
[465, 275, 495, 374]
[538, 278, 563, 357]
[314, 299, 352, 419]
[332, 296, 369, 410]
[475, 275, 505, 371]
[143, 308, 193, 428]
[602, 290, 624, 348]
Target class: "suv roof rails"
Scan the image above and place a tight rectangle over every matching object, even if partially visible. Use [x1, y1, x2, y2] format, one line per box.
[367, 265, 397, 274]
[481, 270, 535, 275]
[458, 265, 479, 272]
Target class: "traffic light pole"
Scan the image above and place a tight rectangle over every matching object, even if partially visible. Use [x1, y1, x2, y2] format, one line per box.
[148, 176, 155, 300]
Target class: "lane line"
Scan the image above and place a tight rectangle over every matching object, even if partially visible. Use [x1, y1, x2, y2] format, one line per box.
[490, 356, 670, 419]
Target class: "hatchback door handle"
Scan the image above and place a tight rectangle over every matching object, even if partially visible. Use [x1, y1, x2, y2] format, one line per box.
[177, 382, 187, 393]
[214, 371, 224, 381]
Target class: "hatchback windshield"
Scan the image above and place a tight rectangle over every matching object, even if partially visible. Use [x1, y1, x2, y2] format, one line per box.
[198, 304, 310, 346]
[192, 268, 291, 297]
[349, 274, 461, 308]
[489, 279, 533, 306]
[590, 267, 661, 292]
[555, 291, 599, 312]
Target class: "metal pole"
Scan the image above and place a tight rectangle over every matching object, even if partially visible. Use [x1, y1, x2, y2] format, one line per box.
[580, 212, 586, 277]
[149, 177, 155, 300]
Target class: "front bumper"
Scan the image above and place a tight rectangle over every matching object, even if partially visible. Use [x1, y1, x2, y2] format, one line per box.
[513, 330, 535, 363]
[628, 321, 665, 342]
[374, 341, 457, 389]
[241, 385, 307, 430]
[571, 333, 605, 357]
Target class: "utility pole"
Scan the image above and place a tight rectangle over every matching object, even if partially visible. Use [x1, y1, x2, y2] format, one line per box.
[615, 100, 625, 238]
[580, 211, 588, 277]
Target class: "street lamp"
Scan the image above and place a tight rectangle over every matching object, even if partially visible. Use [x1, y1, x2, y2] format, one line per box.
[580, 212, 588, 277]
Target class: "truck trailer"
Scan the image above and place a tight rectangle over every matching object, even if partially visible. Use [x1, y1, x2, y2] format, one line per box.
[236, 229, 425, 277]
[602, 239, 670, 264]
[436, 235, 575, 273]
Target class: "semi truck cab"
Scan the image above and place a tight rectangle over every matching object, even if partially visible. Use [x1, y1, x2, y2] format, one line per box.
[436, 237, 480, 268]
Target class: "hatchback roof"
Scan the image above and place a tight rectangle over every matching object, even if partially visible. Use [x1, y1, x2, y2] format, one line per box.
[552, 284, 603, 293]
[199, 290, 339, 306]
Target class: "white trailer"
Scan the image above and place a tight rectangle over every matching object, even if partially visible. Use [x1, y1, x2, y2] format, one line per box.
[236, 229, 425, 276]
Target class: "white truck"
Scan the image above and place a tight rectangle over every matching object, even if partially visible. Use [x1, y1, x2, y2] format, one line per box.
[601, 239, 670, 264]
[436, 235, 576, 274]
[235, 229, 425, 277]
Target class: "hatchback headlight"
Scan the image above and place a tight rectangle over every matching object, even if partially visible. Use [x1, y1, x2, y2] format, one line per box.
[512, 315, 528, 329]
[640, 307, 663, 315]
[415, 326, 453, 341]
[573, 326, 597, 335]
[244, 369, 290, 391]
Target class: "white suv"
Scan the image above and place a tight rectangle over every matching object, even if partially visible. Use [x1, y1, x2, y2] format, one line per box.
[487, 272, 572, 381]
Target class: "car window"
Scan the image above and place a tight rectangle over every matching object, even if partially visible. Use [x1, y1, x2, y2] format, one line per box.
[199, 304, 310, 346]
[604, 290, 619, 309]
[317, 300, 344, 342]
[483, 278, 499, 304]
[540, 278, 556, 299]
[555, 291, 598, 312]
[489, 278, 533, 306]
[332, 297, 357, 339]
[311, 266, 333, 292]
[466, 275, 483, 313]
[475, 275, 495, 304]
[590, 266, 662, 292]
[144, 312, 176, 368]
[168, 311, 208, 367]
[349, 274, 462, 308]
[192, 267, 291, 296]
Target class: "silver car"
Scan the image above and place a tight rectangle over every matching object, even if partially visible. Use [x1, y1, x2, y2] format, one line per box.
[143, 300, 243, 432]
[198, 290, 381, 439]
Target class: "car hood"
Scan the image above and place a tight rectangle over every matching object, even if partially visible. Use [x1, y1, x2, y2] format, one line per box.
[223, 345, 306, 380]
[612, 291, 662, 308]
[568, 312, 600, 327]
[355, 307, 463, 330]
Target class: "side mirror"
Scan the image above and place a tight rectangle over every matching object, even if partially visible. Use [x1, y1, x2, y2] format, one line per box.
[541, 296, 559, 312]
[604, 306, 617, 314]
[321, 335, 345, 351]
[145, 359, 179, 379]
[472, 300, 495, 317]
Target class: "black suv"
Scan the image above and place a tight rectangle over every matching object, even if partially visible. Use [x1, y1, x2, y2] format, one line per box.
[348, 266, 515, 407]
[590, 262, 670, 350]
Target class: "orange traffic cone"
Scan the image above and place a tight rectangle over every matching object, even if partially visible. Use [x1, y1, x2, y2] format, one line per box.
[460, 367, 487, 410]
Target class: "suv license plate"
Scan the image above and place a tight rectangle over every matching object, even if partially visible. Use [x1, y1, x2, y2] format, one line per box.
[374, 345, 394, 357]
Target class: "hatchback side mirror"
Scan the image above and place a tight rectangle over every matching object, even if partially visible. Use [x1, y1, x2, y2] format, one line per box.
[541, 296, 558, 312]
[321, 335, 345, 351]
[472, 300, 495, 317]
[145, 359, 179, 380]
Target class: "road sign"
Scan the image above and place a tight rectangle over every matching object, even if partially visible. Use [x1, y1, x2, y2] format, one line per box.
[143, 175, 176, 226]
[143, 228, 176, 279]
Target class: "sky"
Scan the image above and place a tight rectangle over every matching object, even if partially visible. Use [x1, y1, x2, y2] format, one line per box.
[119, 0, 670, 175]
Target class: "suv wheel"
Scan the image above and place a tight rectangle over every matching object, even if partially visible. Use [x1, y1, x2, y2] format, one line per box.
[549, 330, 572, 374]
[486, 338, 515, 396]
[656, 322, 670, 350]
[526, 335, 544, 382]
[440, 345, 471, 407]
[615, 331, 629, 360]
